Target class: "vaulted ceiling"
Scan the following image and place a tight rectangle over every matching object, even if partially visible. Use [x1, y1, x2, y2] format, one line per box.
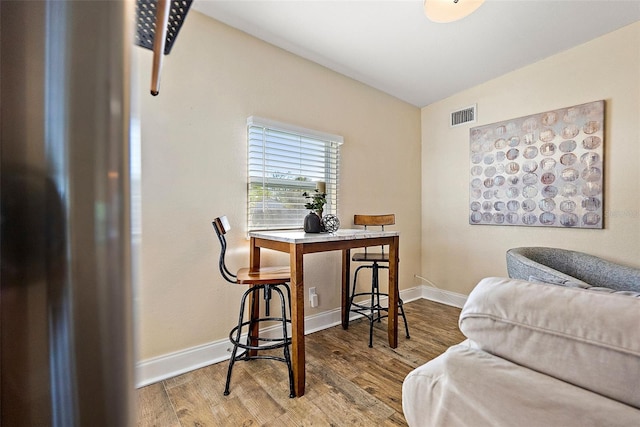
[194, 1, 640, 107]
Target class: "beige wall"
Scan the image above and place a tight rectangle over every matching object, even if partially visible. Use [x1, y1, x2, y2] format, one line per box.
[421, 22, 640, 295]
[137, 12, 421, 360]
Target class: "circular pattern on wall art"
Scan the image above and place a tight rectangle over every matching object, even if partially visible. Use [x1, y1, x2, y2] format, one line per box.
[469, 101, 604, 228]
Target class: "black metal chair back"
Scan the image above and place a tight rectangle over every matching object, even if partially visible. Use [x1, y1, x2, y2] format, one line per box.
[212, 216, 237, 283]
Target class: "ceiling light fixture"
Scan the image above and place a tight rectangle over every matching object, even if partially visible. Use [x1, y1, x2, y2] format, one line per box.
[424, 0, 485, 23]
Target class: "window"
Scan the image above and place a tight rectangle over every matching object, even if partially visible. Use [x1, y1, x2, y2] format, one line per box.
[247, 116, 342, 231]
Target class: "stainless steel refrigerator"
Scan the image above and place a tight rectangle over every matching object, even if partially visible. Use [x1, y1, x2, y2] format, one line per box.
[1, 0, 135, 425]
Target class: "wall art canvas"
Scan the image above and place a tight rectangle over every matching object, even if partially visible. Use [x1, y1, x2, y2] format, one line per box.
[469, 100, 604, 229]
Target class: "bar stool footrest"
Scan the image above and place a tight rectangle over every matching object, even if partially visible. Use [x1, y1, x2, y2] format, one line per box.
[228, 318, 292, 352]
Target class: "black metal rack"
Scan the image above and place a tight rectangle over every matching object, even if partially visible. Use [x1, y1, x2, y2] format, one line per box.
[135, 0, 193, 54]
[135, 0, 193, 95]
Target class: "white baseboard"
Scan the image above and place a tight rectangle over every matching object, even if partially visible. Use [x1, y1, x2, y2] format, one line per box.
[420, 285, 467, 308]
[136, 340, 230, 388]
[135, 285, 467, 388]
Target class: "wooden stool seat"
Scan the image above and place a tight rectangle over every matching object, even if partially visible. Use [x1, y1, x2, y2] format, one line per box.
[351, 252, 389, 263]
[236, 266, 291, 284]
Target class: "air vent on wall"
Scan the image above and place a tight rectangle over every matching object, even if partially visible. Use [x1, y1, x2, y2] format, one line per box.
[450, 104, 477, 127]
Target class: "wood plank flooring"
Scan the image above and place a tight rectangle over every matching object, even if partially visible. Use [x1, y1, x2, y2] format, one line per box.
[136, 299, 465, 427]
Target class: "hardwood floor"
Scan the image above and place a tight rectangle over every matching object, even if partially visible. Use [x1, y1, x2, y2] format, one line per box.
[136, 299, 465, 426]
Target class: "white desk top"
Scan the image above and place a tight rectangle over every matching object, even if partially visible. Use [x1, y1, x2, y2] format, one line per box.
[249, 228, 399, 244]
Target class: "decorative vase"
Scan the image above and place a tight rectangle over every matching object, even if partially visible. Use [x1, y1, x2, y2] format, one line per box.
[303, 212, 322, 233]
[321, 214, 340, 233]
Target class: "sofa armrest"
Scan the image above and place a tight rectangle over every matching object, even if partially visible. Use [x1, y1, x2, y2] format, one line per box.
[506, 247, 591, 287]
[506, 247, 640, 292]
[460, 277, 640, 409]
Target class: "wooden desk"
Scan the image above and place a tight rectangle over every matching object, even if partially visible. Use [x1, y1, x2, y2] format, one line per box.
[248, 229, 400, 397]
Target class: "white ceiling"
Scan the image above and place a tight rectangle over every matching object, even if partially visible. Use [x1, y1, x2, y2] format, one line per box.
[193, 1, 640, 107]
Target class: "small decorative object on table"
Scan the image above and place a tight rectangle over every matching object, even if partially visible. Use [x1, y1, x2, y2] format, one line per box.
[302, 182, 327, 233]
[303, 212, 322, 233]
[321, 214, 340, 233]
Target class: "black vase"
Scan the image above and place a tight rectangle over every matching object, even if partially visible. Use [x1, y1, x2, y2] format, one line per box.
[303, 212, 322, 233]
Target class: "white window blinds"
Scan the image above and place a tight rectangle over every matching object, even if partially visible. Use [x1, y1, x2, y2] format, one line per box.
[247, 116, 343, 231]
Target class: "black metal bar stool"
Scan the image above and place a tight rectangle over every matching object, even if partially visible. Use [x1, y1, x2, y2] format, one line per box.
[348, 214, 410, 347]
[212, 216, 295, 398]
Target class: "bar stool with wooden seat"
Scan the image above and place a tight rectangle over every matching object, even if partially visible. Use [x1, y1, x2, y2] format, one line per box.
[212, 216, 295, 398]
[348, 214, 410, 347]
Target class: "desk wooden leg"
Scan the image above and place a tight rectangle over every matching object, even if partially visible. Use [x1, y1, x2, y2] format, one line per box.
[249, 237, 260, 272]
[388, 236, 399, 348]
[289, 243, 305, 397]
[248, 238, 261, 356]
[341, 248, 351, 329]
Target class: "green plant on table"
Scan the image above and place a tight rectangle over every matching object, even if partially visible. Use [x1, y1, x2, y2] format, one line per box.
[302, 190, 326, 216]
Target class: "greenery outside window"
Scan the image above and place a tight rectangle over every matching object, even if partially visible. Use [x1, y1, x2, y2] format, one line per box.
[247, 116, 342, 231]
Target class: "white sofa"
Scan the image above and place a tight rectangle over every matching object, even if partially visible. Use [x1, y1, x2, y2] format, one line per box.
[402, 277, 640, 427]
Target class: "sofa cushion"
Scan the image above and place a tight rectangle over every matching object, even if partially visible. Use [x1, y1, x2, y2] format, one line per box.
[459, 277, 640, 409]
[402, 342, 640, 427]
